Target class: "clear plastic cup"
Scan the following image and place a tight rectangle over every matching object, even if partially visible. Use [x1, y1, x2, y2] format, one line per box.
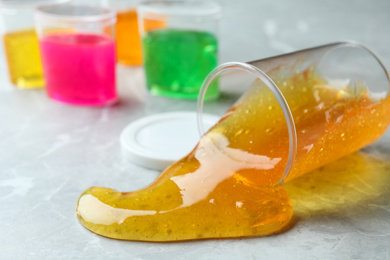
[34, 3, 117, 106]
[101, 0, 142, 66]
[0, 0, 67, 88]
[197, 41, 390, 185]
[138, 0, 221, 100]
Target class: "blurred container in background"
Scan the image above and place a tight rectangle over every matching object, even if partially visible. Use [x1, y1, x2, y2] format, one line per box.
[0, 0, 67, 89]
[35, 3, 118, 106]
[138, 1, 221, 100]
[102, 0, 142, 66]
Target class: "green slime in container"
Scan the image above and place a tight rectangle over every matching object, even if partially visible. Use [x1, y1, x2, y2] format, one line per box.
[142, 29, 219, 100]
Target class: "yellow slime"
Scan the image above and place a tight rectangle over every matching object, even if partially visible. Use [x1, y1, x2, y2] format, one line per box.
[3, 29, 44, 88]
[76, 68, 390, 241]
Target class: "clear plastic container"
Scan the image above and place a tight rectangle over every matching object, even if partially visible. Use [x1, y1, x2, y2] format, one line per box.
[138, 0, 221, 100]
[197, 41, 390, 183]
[102, 0, 142, 66]
[34, 3, 117, 106]
[0, 0, 67, 88]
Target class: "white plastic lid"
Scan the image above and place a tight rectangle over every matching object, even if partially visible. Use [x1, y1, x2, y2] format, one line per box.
[120, 112, 220, 171]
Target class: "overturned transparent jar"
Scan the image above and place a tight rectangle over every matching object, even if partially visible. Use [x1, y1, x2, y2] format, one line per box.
[76, 42, 390, 241]
[198, 41, 390, 184]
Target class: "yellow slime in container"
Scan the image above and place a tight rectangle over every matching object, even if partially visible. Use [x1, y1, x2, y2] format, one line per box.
[3, 28, 44, 88]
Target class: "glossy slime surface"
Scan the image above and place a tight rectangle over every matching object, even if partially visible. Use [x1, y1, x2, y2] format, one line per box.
[143, 29, 218, 100]
[40, 33, 117, 106]
[3, 29, 44, 88]
[76, 69, 390, 241]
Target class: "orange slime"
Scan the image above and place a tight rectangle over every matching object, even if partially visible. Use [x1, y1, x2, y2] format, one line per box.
[115, 9, 166, 65]
[116, 9, 142, 65]
[76, 69, 390, 241]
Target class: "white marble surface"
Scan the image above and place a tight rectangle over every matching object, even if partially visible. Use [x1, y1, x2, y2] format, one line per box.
[1, 0, 390, 259]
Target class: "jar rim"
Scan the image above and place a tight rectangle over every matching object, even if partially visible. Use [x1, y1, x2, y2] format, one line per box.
[35, 3, 116, 24]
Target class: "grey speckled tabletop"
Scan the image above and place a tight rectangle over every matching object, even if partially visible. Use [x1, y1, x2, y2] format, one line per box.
[1, 0, 390, 259]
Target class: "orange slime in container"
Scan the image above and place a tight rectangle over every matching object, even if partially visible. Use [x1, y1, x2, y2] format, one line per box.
[76, 69, 390, 241]
[116, 9, 142, 65]
[115, 8, 166, 65]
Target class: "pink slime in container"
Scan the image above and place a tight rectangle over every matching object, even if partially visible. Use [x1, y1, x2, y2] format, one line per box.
[40, 33, 117, 106]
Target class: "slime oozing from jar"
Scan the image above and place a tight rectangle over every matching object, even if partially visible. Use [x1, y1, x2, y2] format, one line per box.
[76, 68, 390, 241]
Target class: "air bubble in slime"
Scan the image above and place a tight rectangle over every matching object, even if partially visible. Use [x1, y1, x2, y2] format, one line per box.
[76, 42, 390, 241]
